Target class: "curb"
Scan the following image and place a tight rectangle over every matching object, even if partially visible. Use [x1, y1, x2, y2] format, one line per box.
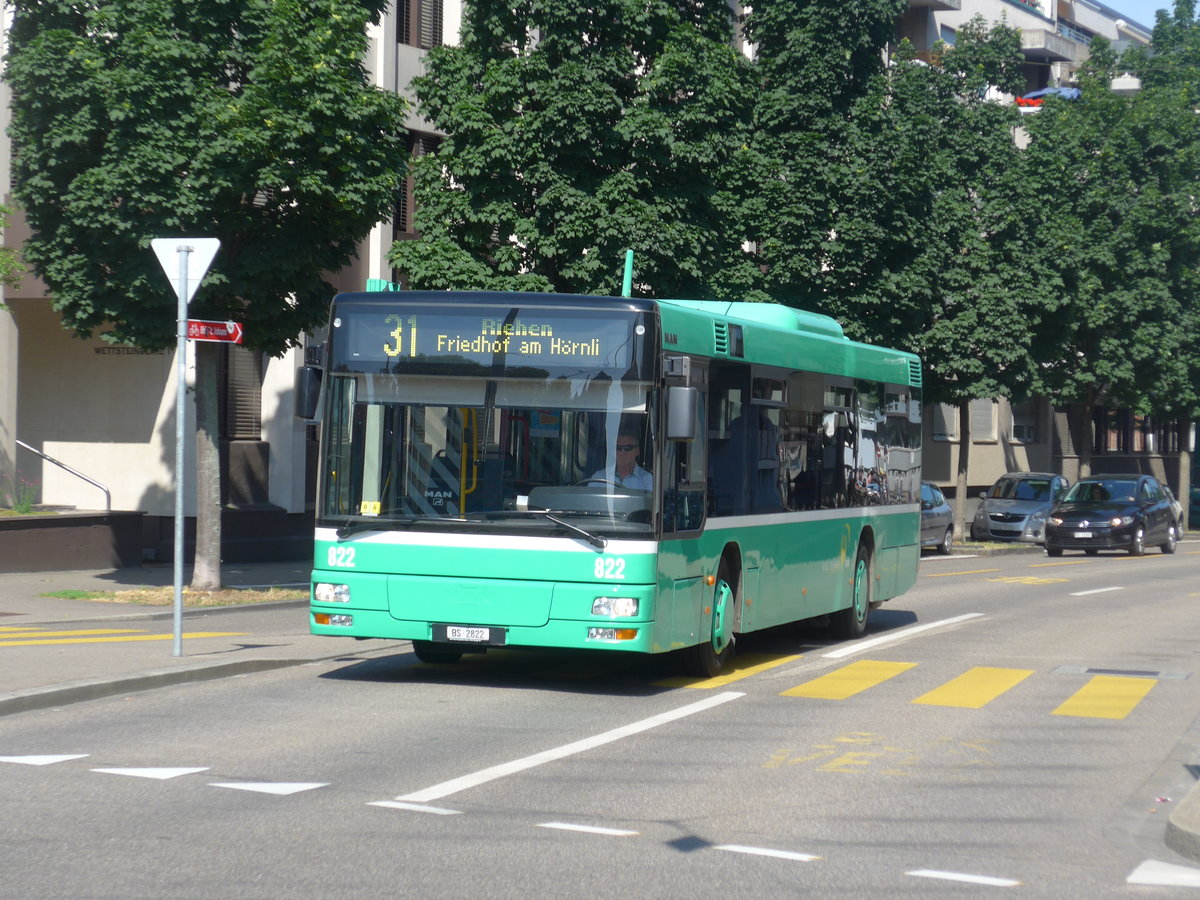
[0, 658, 306, 718]
[1167, 780, 1200, 864]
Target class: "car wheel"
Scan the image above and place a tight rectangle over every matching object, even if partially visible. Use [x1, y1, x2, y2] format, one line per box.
[1046, 545, 1063, 558]
[1129, 525, 1145, 556]
[970, 523, 981, 542]
[1161, 522, 1178, 555]
[938, 526, 953, 555]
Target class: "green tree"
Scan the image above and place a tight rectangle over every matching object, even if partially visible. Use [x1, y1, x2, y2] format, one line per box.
[0, 205, 25, 309]
[816, 19, 1040, 536]
[5, 0, 407, 586]
[1022, 30, 1200, 481]
[734, 0, 908, 307]
[390, 0, 753, 297]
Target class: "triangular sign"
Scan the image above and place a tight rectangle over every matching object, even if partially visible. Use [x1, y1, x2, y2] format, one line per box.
[152, 237, 220, 304]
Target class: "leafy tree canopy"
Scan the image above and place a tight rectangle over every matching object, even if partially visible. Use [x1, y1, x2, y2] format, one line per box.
[391, 0, 753, 298]
[5, 0, 408, 353]
[1022, 29, 1200, 420]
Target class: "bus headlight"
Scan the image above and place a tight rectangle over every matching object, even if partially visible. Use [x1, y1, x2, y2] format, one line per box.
[314, 613, 353, 627]
[592, 596, 639, 617]
[315, 583, 351, 604]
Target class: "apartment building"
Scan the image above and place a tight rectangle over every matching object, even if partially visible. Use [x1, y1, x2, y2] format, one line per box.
[0, 0, 1183, 565]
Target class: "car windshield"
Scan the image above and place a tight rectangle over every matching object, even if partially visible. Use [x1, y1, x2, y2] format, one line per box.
[1063, 479, 1137, 503]
[991, 477, 1051, 501]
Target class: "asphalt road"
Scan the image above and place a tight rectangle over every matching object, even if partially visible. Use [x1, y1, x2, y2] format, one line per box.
[4, 545, 1200, 898]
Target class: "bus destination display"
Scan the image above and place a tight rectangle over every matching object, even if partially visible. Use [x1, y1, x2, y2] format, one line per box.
[337, 306, 638, 372]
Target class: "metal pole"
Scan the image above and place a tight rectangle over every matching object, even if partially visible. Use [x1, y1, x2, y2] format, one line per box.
[173, 245, 192, 658]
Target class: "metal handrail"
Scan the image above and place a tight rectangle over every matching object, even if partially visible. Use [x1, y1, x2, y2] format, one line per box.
[15, 439, 112, 512]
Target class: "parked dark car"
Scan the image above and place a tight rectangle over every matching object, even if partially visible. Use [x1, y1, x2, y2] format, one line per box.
[920, 481, 954, 554]
[971, 472, 1069, 543]
[1044, 474, 1179, 557]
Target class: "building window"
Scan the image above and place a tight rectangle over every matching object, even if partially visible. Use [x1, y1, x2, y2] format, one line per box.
[399, 0, 443, 49]
[970, 398, 997, 442]
[218, 345, 263, 441]
[1011, 400, 1037, 444]
[932, 403, 957, 441]
[395, 132, 441, 240]
[1094, 408, 1128, 454]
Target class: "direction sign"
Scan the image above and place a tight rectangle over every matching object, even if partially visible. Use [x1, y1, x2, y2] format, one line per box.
[187, 319, 244, 344]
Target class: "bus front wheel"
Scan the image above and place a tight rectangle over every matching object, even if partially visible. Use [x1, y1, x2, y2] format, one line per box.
[687, 561, 736, 677]
[831, 544, 871, 640]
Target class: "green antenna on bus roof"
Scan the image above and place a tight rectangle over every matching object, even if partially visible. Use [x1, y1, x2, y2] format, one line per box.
[621, 250, 634, 298]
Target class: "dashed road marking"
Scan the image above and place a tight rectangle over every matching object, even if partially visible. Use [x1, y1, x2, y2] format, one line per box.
[715, 844, 820, 862]
[781, 660, 916, 700]
[537, 822, 638, 836]
[92, 767, 210, 780]
[912, 667, 1034, 709]
[907, 868, 1020, 887]
[654, 653, 802, 689]
[1052, 674, 1157, 720]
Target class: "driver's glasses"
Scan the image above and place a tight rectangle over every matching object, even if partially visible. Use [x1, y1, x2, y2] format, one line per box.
[616, 445, 636, 452]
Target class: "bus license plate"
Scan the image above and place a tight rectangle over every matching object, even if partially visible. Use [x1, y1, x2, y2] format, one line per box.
[1074, 531, 1092, 538]
[445, 625, 490, 642]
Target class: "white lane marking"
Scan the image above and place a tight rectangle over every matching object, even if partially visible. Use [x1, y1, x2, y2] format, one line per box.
[368, 800, 462, 816]
[396, 691, 745, 803]
[1070, 586, 1124, 597]
[823, 614, 985, 659]
[0, 755, 88, 766]
[537, 822, 638, 836]
[92, 767, 209, 780]
[715, 844, 820, 862]
[907, 868, 1020, 887]
[1127, 860, 1200, 886]
[208, 782, 328, 795]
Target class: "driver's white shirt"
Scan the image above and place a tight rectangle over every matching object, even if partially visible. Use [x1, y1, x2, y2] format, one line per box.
[589, 464, 653, 491]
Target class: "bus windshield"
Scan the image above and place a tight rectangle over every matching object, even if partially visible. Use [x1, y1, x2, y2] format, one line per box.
[319, 371, 657, 538]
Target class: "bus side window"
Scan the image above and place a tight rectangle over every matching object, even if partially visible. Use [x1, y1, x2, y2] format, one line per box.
[664, 391, 706, 533]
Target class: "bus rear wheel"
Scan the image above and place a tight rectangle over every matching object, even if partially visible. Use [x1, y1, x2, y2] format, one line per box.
[831, 544, 871, 640]
[687, 561, 736, 677]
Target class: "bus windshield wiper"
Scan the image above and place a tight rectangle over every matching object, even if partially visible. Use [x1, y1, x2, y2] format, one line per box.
[533, 511, 607, 550]
[336, 516, 463, 541]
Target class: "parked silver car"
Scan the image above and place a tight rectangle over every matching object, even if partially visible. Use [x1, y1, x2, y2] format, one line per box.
[971, 472, 1069, 543]
[920, 481, 954, 554]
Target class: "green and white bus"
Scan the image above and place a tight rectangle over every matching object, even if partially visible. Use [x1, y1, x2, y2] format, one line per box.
[300, 290, 922, 675]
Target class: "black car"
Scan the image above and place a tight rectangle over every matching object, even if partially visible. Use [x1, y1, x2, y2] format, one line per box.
[1044, 474, 1179, 557]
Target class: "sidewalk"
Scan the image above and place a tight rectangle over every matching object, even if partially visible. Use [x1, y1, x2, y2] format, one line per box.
[0, 561, 400, 717]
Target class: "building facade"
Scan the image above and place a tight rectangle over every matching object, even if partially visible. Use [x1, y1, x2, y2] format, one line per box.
[0, 0, 1185, 566]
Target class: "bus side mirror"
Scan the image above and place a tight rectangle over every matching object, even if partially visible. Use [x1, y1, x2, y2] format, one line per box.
[294, 365, 323, 421]
[666, 385, 698, 441]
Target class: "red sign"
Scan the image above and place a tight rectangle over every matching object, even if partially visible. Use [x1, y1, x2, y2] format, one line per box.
[187, 319, 244, 344]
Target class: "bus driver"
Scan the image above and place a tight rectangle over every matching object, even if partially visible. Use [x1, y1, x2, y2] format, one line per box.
[589, 432, 652, 491]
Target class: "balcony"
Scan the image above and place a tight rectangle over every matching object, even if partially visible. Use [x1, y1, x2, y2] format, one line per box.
[1021, 28, 1078, 62]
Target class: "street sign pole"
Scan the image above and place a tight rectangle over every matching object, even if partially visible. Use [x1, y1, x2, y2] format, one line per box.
[152, 238, 220, 658]
[172, 247, 191, 657]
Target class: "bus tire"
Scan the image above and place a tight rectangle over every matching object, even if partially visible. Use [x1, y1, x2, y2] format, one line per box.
[412, 640, 463, 664]
[831, 544, 871, 640]
[687, 560, 736, 677]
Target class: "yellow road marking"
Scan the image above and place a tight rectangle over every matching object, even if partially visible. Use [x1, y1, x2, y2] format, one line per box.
[0, 632, 245, 647]
[0, 628, 146, 639]
[1029, 560, 1091, 568]
[912, 667, 1034, 708]
[656, 653, 802, 689]
[781, 660, 916, 700]
[923, 568, 1001, 578]
[1052, 675, 1156, 719]
[986, 576, 1070, 585]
